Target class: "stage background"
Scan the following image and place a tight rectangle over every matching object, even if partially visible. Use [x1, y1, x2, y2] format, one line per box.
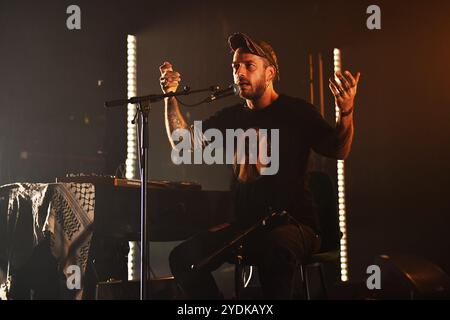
[1, 0, 449, 285]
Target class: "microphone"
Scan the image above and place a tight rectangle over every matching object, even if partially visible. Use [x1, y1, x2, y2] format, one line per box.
[205, 84, 241, 103]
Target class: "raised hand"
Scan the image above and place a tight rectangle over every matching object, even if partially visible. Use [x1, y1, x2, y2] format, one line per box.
[329, 70, 361, 113]
[159, 61, 181, 94]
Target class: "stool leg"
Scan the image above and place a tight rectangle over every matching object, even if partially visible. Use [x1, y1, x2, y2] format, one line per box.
[300, 264, 310, 300]
[234, 246, 244, 299]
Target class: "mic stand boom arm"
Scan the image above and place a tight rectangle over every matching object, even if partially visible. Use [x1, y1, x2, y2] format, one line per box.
[104, 86, 219, 108]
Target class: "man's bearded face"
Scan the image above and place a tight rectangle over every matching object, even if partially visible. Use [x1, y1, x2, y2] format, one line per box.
[232, 48, 271, 100]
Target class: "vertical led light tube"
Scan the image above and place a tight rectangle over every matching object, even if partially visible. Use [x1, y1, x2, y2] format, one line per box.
[126, 35, 137, 180]
[126, 35, 139, 281]
[333, 48, 349, 282]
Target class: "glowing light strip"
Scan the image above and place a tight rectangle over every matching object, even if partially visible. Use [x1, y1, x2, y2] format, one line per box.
[333, 48, 349, 282]
[128, 241, 139, 281]
[126, 35, 139, 281]
[126, 35, 137, 179]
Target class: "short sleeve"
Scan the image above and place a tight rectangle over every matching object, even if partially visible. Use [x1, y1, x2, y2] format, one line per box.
[302, 103, 335, 148]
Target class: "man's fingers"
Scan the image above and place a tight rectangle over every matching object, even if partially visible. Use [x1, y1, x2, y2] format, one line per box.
[336, 71, 351, 90]
[343, 70, 361, 87]
[160, 69, 181, 87]
[161, 74, 181, 81]
[355, 72, 361, 84]
[162, 77, 181, 84]
[160, 68, 181, 91]
[160, 77, 181, 85]
[159, 61, 181, 93]
[161, 71, 180, 78]
[330, 77, 345, 95]
[329, 81, 341, 97]
[343, 71, 357, 87]
[161, 72, 181, 80]
[159, 61, 173, 74]
[160, 61, 172, 70]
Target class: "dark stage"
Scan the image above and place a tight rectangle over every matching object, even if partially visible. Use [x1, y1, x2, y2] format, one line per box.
[1, 0, 450, 303]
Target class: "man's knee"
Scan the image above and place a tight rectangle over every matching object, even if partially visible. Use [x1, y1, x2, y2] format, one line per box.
[263, 224, 309, 263]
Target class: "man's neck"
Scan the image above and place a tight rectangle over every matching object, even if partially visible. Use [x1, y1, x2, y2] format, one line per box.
[246, 88, 279, 110]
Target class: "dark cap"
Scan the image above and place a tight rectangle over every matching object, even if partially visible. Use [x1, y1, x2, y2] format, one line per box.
[228, 32, 280, 81]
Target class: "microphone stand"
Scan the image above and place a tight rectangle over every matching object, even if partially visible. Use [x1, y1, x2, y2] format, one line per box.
[192, 210, 286, 272]
[105, 85, 216, 300]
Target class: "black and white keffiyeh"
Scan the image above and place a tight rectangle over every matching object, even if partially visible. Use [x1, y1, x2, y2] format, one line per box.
[0, 182, 95, 300]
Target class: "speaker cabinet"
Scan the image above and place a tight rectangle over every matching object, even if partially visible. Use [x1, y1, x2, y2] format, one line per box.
[374, 254, 450, 299]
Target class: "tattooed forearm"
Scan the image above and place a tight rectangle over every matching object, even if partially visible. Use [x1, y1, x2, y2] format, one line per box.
[165, 97, 188, 148]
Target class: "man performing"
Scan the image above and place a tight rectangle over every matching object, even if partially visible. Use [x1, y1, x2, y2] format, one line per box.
[159, 33, 360, 299]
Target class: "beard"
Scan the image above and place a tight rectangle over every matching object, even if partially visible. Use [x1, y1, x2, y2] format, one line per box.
[239, 76, 267, 100]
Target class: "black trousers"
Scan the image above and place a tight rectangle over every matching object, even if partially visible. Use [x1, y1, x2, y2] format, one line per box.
[169, 217, 319, 299]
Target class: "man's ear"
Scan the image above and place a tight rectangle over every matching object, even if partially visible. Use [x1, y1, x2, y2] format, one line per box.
[266, 65, 276, 83]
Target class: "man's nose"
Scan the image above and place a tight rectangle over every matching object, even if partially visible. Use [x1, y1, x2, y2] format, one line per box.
[234, 65, 245, 78]
[237, 73, 248, 83]
[234, 72, 244, 83]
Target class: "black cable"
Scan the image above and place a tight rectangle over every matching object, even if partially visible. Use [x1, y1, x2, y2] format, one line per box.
[175, 96, 210, 107]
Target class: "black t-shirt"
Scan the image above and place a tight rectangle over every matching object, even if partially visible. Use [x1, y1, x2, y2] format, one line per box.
[202, 94, 335, 232]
